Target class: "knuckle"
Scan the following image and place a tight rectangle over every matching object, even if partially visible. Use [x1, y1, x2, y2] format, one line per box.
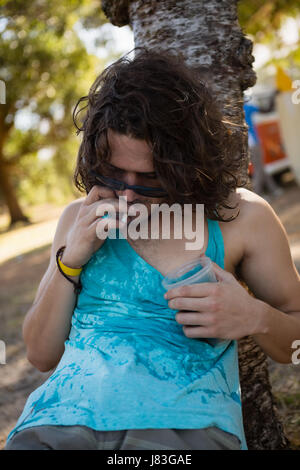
[185, 327, 196, 338]
[209, 298, 218, 311]
[179, 286, 189, 297]
[96, 201, 116, 216]
[101, 185, 115, 194]
[88, 185, 99, 197]
[98, 197, 111, 206]
[209, 325, 218, 337]
[170, 299, 180, 310]
[209, 313, 218, 326]
[87, 185, 96, 194]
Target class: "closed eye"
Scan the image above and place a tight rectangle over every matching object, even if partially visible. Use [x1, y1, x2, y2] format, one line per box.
[142, 173, 157, 180]
[106, 164, 157, 179]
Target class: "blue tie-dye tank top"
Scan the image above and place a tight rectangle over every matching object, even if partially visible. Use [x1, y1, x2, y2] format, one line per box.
[6, 219, 247, 450]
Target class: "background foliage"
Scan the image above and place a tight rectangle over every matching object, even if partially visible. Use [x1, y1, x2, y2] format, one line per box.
[0, 0, 111, 223]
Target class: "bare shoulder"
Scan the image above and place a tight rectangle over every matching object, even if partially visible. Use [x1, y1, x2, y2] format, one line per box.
[231, 188, 300, 314]
[229, 187, 291, 265]
[233, 187, 281, 231]
[231, 187, 274, 216]
[219, 188, 283, 274]
[223, 187, 279, 231]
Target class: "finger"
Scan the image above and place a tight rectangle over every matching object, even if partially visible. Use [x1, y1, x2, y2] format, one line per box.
[91, 214, 127, 240]
[84, 198, 128, 225]
[175, 312, 212, 326]
[83, 185, 116, 206]
[182, 326, 215, 338]
[165, 282, 217, 300]
[168, 297, 213, 312]
[211, 262, 234, 283]
[89, 214, 126, 231]
[96, 197, 129, 217]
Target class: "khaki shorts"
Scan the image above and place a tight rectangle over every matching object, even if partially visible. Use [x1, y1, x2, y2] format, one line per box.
[4, 425, 241, 450]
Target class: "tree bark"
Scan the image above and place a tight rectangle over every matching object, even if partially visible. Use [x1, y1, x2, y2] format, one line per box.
[101, 0, 290, 450]
[0, 111, 30, 227]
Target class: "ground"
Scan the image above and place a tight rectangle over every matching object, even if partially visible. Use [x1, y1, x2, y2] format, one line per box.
[0, 183, 299, 450]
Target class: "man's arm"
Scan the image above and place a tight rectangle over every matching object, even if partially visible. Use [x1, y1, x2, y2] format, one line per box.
[22, 198, 83, 371]
[237, 193, 300, 364]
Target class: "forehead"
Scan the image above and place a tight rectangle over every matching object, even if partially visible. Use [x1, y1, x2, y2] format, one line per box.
[107, 128, 154, 172]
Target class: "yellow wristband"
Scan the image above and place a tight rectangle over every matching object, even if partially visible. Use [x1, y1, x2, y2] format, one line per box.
[57, 256, 83, 277]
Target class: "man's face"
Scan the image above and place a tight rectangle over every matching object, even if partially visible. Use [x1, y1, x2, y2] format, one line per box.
[104, 129, 168, 223]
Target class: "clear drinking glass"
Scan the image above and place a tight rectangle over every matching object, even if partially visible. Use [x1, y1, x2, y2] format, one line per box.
[162, 256, 224, 347]
[161, 256, 217, 290]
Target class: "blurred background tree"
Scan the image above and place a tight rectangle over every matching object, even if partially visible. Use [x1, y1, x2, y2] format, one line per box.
[239, 0, 300, 72]
[0, 0, 113, 227]
[239, 0, 300, 38]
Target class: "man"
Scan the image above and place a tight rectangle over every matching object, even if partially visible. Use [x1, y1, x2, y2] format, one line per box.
[5, 48, 300, 451]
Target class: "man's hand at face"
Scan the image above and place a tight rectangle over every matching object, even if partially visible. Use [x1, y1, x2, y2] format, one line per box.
[164, 262, 263, 341]
[63, 185, 128, 268]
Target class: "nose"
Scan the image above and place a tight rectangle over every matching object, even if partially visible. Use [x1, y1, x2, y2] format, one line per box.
[116, 172, 139, 202]
[117, 188, 138, 203]
[123, 171, 138, 186]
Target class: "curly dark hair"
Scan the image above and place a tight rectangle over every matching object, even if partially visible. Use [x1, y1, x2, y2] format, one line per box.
[73, 46, 248, 221]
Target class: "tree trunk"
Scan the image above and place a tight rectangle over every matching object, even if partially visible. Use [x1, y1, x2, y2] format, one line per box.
[0, 113, 30, 227]
[101, 0, 290, 450]
[0, 155, 30, 227]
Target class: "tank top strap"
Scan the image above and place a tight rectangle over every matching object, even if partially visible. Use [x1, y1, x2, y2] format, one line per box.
[205, 218, 225, 269]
